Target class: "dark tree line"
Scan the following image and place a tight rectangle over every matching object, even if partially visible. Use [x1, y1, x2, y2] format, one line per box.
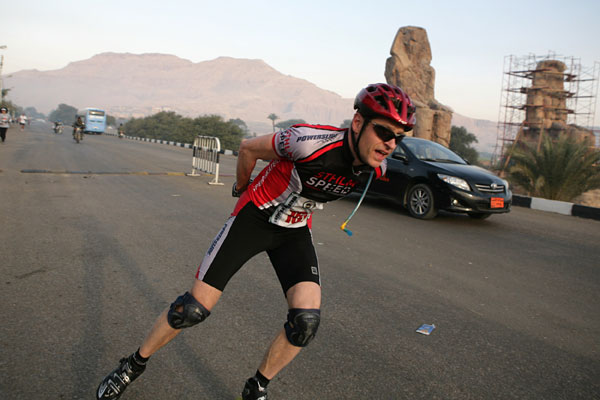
[124, 111, 245, 150]
[449, 125, 479, 165]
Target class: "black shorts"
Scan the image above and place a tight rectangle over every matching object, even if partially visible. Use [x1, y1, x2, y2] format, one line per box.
[196, 202, 320, 294]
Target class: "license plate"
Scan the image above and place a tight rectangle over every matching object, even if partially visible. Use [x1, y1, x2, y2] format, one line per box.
[490, 197, 504, 208]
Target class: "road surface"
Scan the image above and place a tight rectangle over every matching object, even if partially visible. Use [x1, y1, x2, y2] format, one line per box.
[1, 123, 598, 399]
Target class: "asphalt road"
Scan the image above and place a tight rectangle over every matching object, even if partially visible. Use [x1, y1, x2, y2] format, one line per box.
[1, 123, 599, 399]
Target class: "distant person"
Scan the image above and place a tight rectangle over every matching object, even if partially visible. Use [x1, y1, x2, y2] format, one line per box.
[18, 113, 27, 131]
[0, 107, 9, 142]
[72, 116, 85, 139]
[96, 83, 416, 400]
[118, 123, 124, 138]
[53, 120, 63, 134]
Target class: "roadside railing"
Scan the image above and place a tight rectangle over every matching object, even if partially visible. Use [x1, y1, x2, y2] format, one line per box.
[190, 135, 223, 185]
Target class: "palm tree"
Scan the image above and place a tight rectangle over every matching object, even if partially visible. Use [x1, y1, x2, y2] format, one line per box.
[508, 134, 600, 201]
[267, 113, 278, 132]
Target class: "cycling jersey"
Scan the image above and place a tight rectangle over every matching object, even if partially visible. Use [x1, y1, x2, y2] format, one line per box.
[196, 124, 386, 292]
[233, 124, 386, 228]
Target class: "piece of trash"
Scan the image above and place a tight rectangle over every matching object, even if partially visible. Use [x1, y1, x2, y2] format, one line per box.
[416, 324, 435, 335]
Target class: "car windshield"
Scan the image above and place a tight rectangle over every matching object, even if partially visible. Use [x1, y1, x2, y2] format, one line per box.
[402, 138, 466, 164]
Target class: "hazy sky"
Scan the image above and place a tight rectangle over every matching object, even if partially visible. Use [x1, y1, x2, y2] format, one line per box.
[2, 0, 599, 124]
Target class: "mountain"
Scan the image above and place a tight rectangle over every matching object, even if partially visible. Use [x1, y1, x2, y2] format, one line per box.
[451, 112, 498, 155]
[3, 52, 354, 133]
[4, 52, 501, 146]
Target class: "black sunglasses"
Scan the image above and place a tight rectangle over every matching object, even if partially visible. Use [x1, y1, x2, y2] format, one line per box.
[370, 122, 405, 143]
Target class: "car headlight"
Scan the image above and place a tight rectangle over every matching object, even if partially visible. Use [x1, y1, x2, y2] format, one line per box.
[502, 179, 510, 190]
[437, 174, 471, 191]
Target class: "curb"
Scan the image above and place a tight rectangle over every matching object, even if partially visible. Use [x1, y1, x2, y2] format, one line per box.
[513, 194, 600, 221]
[104, 132, 238, 155]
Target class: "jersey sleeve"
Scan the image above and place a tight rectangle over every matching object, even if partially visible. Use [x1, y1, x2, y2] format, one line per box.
[273, 125, 344, 162]
[273, 126, 303, 160]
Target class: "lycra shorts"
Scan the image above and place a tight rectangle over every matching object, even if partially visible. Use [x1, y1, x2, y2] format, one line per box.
[196, 202, 320, 294]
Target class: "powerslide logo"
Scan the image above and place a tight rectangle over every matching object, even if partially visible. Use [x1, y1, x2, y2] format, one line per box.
[295, 133, 338, 142]
[305, 172, 357, 195]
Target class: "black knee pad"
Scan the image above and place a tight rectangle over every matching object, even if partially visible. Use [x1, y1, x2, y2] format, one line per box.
[167, 292, 210, 329]
[284, 308, 321, 347]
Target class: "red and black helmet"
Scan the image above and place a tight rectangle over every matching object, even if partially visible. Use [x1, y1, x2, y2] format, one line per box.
[354, 83, 416, 131]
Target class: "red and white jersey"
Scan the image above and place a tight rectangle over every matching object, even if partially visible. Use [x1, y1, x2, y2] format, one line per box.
[233, 124, 386, 228]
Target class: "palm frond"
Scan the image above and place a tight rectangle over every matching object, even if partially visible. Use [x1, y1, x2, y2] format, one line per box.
[507, 134, 600, 201]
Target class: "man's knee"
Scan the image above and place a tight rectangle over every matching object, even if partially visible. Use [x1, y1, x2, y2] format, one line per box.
[167, 291, 211, 329]
[284, 308, 321, 347]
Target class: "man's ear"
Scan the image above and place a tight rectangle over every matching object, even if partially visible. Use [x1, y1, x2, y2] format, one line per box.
[351, 112, 364, 134]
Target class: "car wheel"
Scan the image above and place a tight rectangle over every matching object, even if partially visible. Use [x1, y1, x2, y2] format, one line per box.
[468, 212, 491, 219]
[407, 183, 437, 219]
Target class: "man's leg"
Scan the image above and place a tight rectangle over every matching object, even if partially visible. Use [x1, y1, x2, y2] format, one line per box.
[138, 280, 222, 357]
[97, 280, 221, 400]
[258, 281, 321, 378]
[241, 281, 320, 399]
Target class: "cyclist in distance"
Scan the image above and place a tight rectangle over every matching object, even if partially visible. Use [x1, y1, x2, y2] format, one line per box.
[53, 120, 63, 134]
[96, 83, 416, 400]
[72, 116, 85, 140]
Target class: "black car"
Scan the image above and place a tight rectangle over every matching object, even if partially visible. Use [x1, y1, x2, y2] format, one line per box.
[366, 136, 512, 219]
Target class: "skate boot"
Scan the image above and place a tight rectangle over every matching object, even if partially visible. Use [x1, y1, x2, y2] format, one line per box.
[96, 354, 146, 400]
[241, 377, 269, 400]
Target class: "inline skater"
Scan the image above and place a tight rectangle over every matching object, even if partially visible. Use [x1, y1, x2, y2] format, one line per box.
[96, 83, 416, 400]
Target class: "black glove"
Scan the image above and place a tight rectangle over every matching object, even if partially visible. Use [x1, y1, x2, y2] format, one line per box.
[232, 179, 253, 197]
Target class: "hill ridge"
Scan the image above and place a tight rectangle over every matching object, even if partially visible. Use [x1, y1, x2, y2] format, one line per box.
[4, 52, 499, 146]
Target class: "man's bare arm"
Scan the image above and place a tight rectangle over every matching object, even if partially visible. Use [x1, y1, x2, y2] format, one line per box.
[235, 133, 278, 193]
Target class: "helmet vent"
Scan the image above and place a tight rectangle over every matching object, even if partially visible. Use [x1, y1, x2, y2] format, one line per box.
[374, 95, 390, 111]
[391, 98, 403, 112]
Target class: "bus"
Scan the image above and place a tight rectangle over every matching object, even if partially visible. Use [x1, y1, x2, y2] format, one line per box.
[76, 107, 107, 134]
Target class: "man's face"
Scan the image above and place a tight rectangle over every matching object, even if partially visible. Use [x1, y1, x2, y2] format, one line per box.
[351, 115, 404, 168]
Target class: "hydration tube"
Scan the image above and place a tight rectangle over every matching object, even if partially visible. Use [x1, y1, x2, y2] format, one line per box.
[340, 170, 374, 236]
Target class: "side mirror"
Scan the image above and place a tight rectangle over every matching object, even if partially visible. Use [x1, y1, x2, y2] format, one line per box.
[392, 153, 408, 163]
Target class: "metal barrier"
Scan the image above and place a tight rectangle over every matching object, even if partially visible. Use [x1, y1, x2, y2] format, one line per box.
[190, 136, 223, 185]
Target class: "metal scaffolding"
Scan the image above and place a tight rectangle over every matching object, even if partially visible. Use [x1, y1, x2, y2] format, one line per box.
[492, 52, 599, 168]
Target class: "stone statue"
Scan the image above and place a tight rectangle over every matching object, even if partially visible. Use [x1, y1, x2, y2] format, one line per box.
[522, 59, 595, 148]
[384, 26, 453, 146]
